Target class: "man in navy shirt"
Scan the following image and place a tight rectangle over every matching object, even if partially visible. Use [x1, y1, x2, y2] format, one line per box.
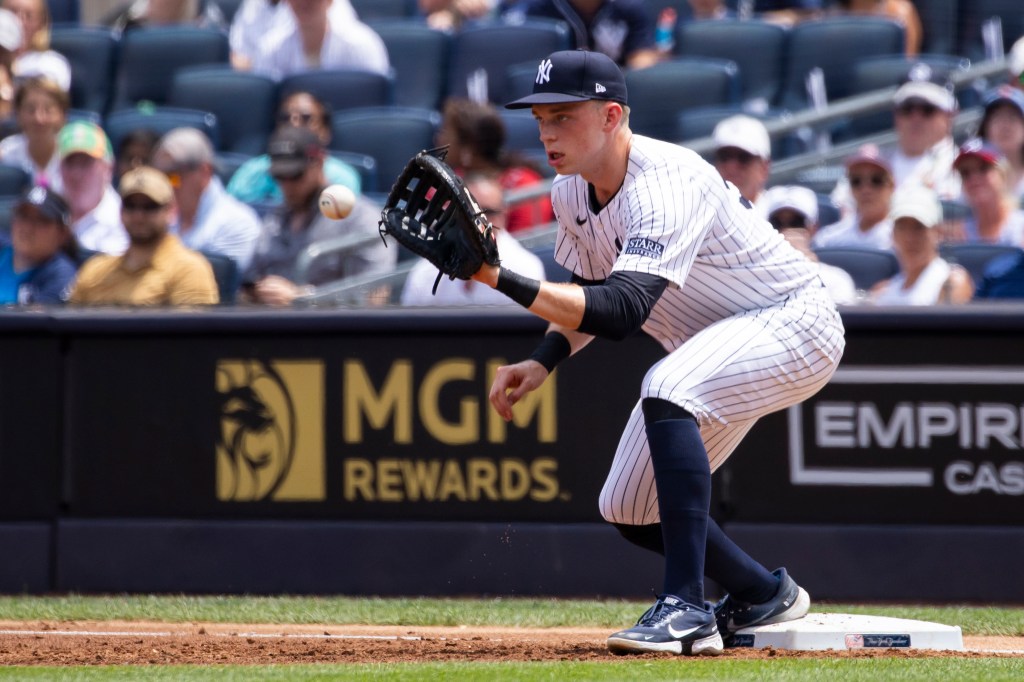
[0, 186, 78, 304]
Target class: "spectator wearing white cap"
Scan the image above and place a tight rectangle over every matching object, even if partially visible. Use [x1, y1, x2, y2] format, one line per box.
[151, 127, 262, 271]
[0, 75, 67, 190]
[0, 7, 22, 119]
[977, 86, 1024, 200]
[763, 184, 857, 305]
[712, 114, 771, 216]
[1008, 36, 1024, 93]
[3, 0, 71, 93]
[815, 144, 895, 250]
[831, 64, 961, 214]
[870, 186, 973, 305]
[948, 138, 1024, 246]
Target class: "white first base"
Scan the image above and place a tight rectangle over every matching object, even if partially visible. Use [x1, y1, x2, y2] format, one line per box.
[732, 613, 964, 651]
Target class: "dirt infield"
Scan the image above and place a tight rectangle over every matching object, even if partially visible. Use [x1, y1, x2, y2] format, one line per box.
[0, 621, 1021, 665]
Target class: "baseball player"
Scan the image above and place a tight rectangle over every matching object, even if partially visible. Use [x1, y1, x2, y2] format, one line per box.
[470, 50, 846, 655]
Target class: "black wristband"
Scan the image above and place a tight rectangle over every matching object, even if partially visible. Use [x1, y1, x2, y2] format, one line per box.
[528, 331, 572, 373]
[495, 267, 541, 308]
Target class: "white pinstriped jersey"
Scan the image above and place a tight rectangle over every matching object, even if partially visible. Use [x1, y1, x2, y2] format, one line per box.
[552, 135, 820, 351]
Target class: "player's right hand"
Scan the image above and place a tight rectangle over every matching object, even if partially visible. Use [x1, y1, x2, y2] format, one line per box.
[488, 360, 549, 421]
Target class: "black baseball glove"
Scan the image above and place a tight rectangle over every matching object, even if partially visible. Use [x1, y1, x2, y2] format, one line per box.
[380, 147, 500, 294]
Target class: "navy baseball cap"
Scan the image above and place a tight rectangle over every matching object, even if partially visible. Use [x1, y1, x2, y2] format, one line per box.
[16, 185, 70, 226]
[505, 49, 627, 110]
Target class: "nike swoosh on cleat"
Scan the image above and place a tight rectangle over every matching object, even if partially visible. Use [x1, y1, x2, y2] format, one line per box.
[667, 624, 701, 639]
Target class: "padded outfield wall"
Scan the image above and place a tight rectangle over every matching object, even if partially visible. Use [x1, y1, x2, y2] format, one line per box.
[0, 305, 1022, 601]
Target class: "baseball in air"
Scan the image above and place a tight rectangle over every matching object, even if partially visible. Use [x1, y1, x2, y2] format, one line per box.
[318, 184, 356, 220]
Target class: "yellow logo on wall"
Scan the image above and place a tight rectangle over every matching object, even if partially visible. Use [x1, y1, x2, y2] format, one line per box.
[215, 359, 325, 502]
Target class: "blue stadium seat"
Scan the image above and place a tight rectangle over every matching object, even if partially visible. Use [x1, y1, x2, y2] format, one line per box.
[350, 0, 418, 20]
[331, 151, 379, 194]
[448, 19, 571, 105]
[915, 0, 958, 56]
[0, 165, 31, 197]
[778, 17, 905, 111]
[50, 26, 118, 114]
[48, 0, 80, 25]
[330, 107, 442, 194]
[939, 243, 1024, 286]
[625, 57, 740, 142]
[110, 27, 230, 111]
[200, 250, 241, 305]
[213, 151, 253, 186]
[500, 110, 544, 157]
[368, 20, 452, 111]
[169, 66, 278, 155]
[104, 106, 221, 154]
[279, 68, 395, 114]
[959, 0, 1024, 62]
[676, 19, 789, 108]
[813, 247, 900, 290]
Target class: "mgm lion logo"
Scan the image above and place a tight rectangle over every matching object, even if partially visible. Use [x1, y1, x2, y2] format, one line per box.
[216, 359, 325, 502]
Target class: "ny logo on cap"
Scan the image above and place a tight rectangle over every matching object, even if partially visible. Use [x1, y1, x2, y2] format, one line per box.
[536, 58, 553, 85]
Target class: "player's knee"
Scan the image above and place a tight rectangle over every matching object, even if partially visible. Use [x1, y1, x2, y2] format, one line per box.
[611, 522, 665, 555]
[641, 397, 694, 424]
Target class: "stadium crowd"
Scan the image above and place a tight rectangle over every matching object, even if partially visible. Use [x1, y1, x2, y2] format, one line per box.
[0, 0, 1022, 307]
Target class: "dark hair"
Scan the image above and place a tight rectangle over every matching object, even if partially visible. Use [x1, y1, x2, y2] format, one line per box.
[278, 90, 332, 128]
[441, 97, 542, 173]
[13, 76, 70, 113]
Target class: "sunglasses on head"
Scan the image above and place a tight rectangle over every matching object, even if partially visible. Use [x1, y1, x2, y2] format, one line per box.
[769, 216, 807, 230]
[896, 102, 940, 117]
[122, 200, 162, 213]
[849, 173, 889, 189]
[715, 148, 757, 165]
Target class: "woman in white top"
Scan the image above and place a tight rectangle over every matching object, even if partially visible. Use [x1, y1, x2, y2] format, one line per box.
[0, 75, 67, 190]
[950, 138, 1024, 245]
[871, 186, 973, 305]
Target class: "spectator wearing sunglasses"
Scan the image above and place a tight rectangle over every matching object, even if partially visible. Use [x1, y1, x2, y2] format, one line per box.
[763, 184, 856, 305]
[151, 127, 262, 272]
[976, 86, 1024, 200]
[70, 166, 219, 305]
[869, 185, 972, 305]
[241, 127, 395, 306]
[814, 144, 895, 250]
[832, 65, 960, 214]
[711, 114, 771, 216]
[946, 139, 1024, 246]
[227, 90, 361, 206]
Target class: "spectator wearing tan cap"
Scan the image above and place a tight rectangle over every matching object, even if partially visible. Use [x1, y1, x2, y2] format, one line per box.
[58, 121, 128, 256]
[242, 126, 395, 306]
[151, 127, 262, 271]
[762, 184, 857, 305]
[815, 144, 895, 251]
[70, 166, 218, 306]
[711, 115, 771, 216]
[870, 186, 972, 305]
[0, 75, 67, 191]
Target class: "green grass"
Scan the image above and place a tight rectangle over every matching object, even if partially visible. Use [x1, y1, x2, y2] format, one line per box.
[0, 596, 1020, 681]
[0, 595, 1021, 636]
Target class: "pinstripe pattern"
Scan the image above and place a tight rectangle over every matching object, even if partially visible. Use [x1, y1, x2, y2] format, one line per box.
[549, 135, 846, 525]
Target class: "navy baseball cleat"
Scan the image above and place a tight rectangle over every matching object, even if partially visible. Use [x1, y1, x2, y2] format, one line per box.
[713, 568, 810, 646]
[607, 595, 724, 655]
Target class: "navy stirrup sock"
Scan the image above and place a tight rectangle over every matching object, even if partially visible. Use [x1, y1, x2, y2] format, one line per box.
[705, 517, 779, 604]
[642, 398, 709, 607]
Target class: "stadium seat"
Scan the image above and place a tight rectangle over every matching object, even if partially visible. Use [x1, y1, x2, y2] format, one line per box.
[0, 165, 31, 197]
[330, 107, 442, 194]
[278, 68, 395, 114]
[813, 246, 900, 290]
[816, 194, 840, 229]
[104, 106, 221, 154]
[350, 0, 418, 20]
[959, 0, 1024, 62]
[915, 0, 958, 56]
[625, 57, 740, 142]
[500, 110, 544, 157]
[448, 19, 571, 105]
[213, 151, 253, 186]
[169, 66, 278, 155]
[49, 26, 118, 114]
[676, 19, 789, 108]
[47, 0, 80, 25]
[845, 54, 973, 138]
[331, 151, 379, 194]
[199, 250, 241, 305]
[777, 17, 905, 111]
[939, 243, 1024, 286]
[368, 20, 452, 111]
[110, 27, 231, 112]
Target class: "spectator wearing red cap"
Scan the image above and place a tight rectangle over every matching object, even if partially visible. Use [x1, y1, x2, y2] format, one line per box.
[814, 144, 895, 251]
[949, 139, 1024, 246]
[977, 86, 1024, 200]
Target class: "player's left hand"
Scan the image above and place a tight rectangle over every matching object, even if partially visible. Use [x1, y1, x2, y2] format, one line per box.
[489, 359, 549, 421]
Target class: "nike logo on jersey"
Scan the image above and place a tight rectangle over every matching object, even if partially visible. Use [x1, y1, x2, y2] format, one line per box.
[667, 624, 701, 639]
[575, 215, 586, 225]
[624, 237, 665, 259]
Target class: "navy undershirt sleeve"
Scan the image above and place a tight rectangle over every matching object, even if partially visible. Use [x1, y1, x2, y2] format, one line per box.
[577, 271, 669, 340]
